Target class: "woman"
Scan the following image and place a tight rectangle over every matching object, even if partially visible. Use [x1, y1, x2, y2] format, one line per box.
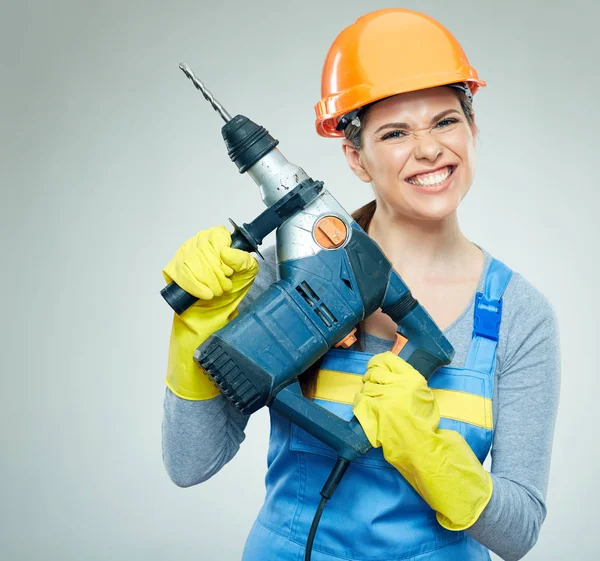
[161, 9, 560, 561]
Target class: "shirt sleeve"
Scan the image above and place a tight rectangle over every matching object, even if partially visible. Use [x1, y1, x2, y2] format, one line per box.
[161, 244, 278, 487]
[466, 274, 561, 561]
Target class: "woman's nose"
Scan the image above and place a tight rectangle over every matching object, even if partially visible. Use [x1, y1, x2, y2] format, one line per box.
[413, 132, 443, 161]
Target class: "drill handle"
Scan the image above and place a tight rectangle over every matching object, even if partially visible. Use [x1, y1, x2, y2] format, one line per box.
[161, 227, 256, 315]
[161, 180, 325, 315]
[270, 381, 373, 462]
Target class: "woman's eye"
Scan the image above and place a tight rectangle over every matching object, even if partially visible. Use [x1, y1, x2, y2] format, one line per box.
[381, 130, 407, 140]
[435, 118, 458, 128]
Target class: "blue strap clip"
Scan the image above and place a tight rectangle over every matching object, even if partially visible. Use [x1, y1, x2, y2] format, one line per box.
[473, 292, 503, 341]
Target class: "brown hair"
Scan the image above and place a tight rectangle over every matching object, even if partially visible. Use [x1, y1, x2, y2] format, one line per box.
[298, 85, 475, 399]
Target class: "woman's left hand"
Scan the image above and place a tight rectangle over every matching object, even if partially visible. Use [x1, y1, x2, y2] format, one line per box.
[352, 351, 493, 531]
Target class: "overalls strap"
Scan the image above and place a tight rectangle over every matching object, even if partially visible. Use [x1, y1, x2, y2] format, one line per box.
[464, 258, 513, 373]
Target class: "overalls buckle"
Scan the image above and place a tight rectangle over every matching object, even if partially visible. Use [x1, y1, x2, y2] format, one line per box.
[473, 292, 502, 341]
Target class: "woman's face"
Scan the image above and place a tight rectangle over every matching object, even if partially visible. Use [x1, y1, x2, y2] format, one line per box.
[343, 87, 477, 222]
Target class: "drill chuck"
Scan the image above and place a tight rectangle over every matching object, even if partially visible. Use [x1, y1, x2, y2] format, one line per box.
[222, 115, 279, 173]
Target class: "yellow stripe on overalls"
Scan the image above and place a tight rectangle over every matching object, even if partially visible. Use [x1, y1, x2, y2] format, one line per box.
[314, 369, 493, 430]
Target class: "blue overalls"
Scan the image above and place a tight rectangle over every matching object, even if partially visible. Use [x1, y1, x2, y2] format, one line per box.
[243, 258, 513, 561]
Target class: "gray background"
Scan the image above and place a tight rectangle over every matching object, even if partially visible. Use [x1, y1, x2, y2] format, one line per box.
[1, 0, 597, 559]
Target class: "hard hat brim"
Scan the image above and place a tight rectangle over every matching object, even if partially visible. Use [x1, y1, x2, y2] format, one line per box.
[315, 74, 486, 138]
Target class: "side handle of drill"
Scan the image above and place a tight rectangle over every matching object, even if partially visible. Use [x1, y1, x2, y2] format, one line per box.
[161, 179, 324, 315]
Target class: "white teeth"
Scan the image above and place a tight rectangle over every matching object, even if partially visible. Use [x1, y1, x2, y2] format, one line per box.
[408, 166, 453, 186]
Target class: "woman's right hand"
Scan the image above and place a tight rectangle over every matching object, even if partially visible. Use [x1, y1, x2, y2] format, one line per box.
[162, 225, 259, 308]
[162, 226, 259, 400]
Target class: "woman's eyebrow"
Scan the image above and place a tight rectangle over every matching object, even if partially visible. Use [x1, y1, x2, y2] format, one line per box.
[373, 109, 461, 135]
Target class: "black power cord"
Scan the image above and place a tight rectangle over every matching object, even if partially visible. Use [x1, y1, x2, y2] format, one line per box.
[304, 457, 351, 561]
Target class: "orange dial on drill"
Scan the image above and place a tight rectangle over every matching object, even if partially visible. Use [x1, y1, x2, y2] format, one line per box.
[314, 216, 348, 249]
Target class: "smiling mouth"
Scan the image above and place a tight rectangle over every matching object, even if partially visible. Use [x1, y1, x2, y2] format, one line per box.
[406, 165, 456, 187]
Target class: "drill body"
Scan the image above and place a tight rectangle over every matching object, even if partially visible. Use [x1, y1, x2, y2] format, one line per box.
[162, 66, 454, 463]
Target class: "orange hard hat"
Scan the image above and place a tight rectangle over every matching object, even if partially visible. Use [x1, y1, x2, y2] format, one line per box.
[314, 8, 486, 138]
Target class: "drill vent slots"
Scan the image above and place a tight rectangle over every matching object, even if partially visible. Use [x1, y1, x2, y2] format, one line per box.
[296, 281, 338, 327]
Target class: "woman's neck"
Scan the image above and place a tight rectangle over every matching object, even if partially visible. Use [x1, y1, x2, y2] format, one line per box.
[367, 208, 478, 281]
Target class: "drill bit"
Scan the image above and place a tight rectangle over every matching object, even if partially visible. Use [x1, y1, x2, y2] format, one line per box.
[179, 62, 232, 123]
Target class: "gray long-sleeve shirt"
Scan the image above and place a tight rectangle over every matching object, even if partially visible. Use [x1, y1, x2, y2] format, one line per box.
[162, 244, 561, 561]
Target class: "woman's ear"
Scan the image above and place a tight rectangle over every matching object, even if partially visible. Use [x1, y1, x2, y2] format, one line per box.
[341, 139, 372, 183]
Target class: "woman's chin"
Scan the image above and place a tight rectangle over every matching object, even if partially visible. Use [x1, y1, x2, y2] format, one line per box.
[396, 196, 460, 222]
[399, 175, 468, 220]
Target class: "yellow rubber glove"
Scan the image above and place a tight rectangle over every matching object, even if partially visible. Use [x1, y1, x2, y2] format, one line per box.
[162, 226, 259, 400]
[352, 351, 492, 531]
